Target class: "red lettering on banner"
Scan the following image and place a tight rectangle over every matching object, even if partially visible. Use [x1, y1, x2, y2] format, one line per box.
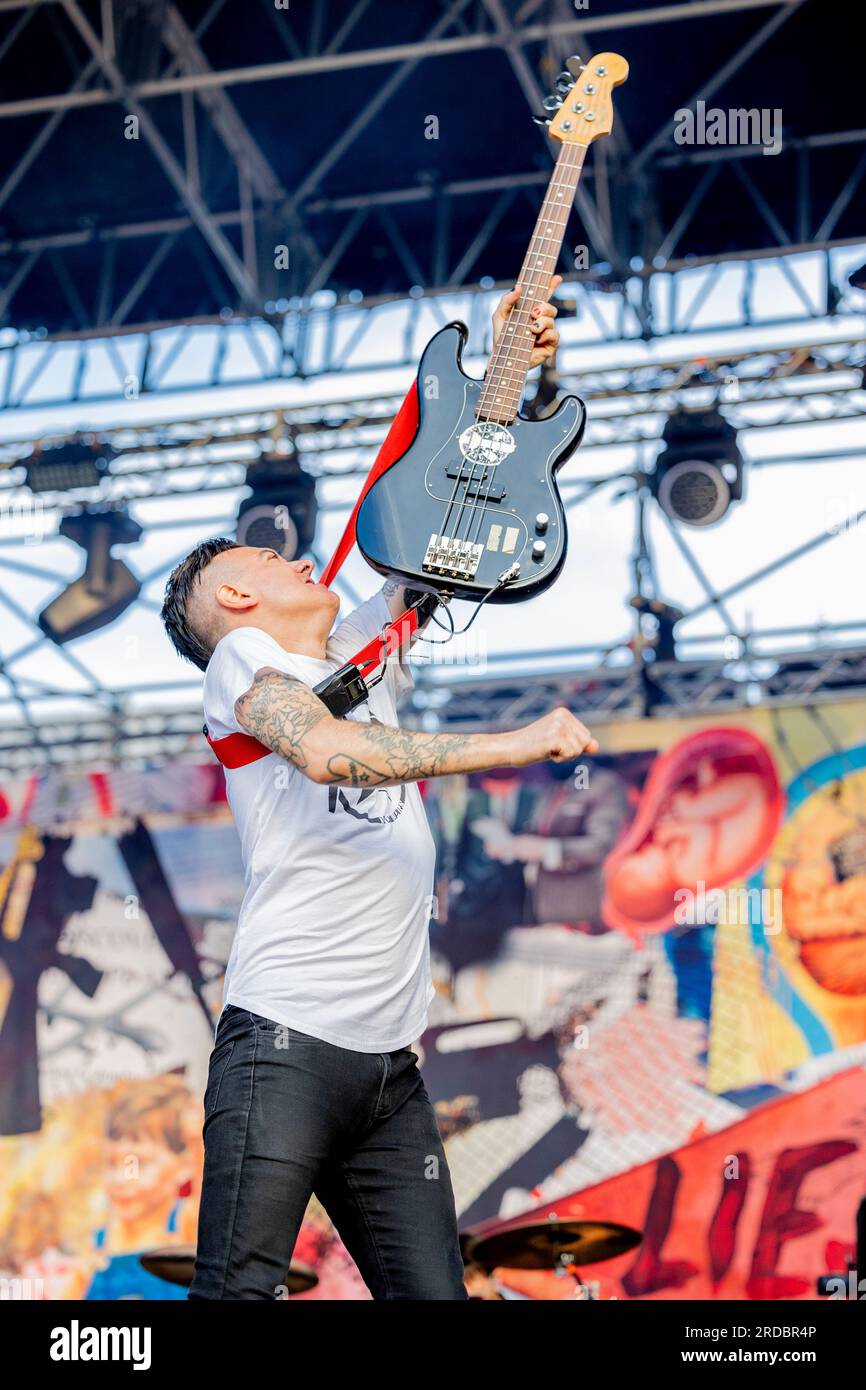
[748, 1141, 857, 1298]
[621, 1155, 699, 1296]
[708, 1153, 750, 1287]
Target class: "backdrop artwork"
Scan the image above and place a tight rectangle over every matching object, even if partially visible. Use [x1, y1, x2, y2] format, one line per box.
[1, 702, 864, 1300]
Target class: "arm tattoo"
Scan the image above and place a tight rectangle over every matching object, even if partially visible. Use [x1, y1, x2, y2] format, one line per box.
[235, 667, 502, 787]
[323, 725, 486, 787]
[234, 667, 328, 771]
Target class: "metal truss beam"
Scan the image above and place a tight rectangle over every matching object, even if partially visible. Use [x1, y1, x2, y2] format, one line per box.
[0, 0, 860, 340]
[0, 0, 805, 119]
[55, 0, 260, 309]
[1, 328, 863, 487]
[284, 0, 475, 218]
[629, 0, 806, 175]
[3, 126, 863, 340]
[1, 245, 863, 409]
[0, 53, 100, 213]
[414, 644, 866, 730]
[2, 509, 864, 766]
[161, 2, 323, 292]
[163, 6, 282, 205]
[2, 639, 865, 775]
[6, 122, 860, 239]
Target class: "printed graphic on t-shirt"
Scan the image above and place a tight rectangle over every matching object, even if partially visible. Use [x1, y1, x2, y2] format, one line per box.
[324, 712, 407, 825]
[328, 783, 407, 825]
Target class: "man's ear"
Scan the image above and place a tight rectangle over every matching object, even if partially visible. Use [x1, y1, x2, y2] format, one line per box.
[214, 580, 257, 614]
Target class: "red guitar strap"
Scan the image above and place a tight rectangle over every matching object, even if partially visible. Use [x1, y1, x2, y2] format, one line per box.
[204, 727, 274, 769]
[206, 383, 422, 770]
[319, 380, 420, 587]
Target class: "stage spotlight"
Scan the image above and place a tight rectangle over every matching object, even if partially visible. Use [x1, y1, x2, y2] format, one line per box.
[652, 407, 744, 527]
[38, 507, 142, 644]
[236, 445, 318, 559]
[847, 260, 866, 292]
[24, 436, 115, 494]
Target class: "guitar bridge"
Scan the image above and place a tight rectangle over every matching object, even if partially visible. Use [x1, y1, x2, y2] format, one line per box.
[422, 533, 483, 579]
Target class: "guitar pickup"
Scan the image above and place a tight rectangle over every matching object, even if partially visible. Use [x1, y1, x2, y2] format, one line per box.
[445, 464, 505, 501]
[422, 533, 483, 579]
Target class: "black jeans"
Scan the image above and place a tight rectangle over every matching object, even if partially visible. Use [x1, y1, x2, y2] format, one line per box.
[189, 1005, 468, 1300]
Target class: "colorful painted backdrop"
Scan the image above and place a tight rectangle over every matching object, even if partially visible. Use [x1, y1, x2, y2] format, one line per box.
[1, 701, 864, 1299]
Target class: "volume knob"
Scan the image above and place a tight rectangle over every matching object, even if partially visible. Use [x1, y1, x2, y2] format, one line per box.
[532, 540, 547, 561]
[534, 512, 550, 533]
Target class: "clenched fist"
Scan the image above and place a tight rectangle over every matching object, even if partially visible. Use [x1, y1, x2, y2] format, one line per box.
[511, 707, 599, 766]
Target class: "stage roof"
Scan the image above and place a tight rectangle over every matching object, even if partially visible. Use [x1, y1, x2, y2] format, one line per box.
[1, 0, 863, 336]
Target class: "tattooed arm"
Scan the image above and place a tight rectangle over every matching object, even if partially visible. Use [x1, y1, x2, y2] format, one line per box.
[381, 577, 406, 620]
[381, 577, 433, 636]
[234, 666, 598, 788]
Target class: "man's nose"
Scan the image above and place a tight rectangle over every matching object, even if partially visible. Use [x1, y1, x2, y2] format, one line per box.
[290, 558, 314, 578]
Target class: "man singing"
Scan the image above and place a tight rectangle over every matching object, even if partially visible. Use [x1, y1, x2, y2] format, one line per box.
[161, 283, 598, 1300]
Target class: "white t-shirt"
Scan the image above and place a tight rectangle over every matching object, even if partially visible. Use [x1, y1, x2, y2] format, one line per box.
[203, 588, 437, 1052]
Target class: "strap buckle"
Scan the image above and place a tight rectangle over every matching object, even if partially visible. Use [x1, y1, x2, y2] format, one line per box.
[312, 662, 370, 718]
[311, 590, 441, 719]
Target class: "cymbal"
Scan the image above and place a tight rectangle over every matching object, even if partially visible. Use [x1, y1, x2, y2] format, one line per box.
[464, 1219, 642, 1272]
[139, 1245, 318, 1294]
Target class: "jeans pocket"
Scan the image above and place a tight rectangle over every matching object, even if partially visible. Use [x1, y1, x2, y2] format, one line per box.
[247, 1010, 284, 1034]
[203, 1038, 235, 1118]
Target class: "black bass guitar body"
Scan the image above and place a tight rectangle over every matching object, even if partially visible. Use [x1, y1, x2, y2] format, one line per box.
[355, 322, 586, 604]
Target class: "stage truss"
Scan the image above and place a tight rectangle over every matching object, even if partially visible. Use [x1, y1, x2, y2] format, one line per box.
[2, 242, 866, 408]
[0, 0, 864, 771]
[1, 279, 865, 773]
[1, 0, 865, 339]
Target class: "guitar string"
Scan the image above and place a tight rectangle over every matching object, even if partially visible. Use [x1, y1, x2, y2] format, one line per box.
[478, 142, 586, 422]
[444, 141, 587, 562]
[477, 142, 586, 423]
[449, 144, 585, 560]
[463, 150, 581, 556]
[447, 143, 583, 556]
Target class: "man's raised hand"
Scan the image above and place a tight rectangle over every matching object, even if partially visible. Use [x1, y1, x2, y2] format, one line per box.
[492, 274, 563, 368]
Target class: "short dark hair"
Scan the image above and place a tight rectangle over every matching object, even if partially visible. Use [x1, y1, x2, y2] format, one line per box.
[161, 537, 238, 671]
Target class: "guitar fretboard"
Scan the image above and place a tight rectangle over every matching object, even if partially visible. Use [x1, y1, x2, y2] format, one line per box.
[477, 142, 586, 425]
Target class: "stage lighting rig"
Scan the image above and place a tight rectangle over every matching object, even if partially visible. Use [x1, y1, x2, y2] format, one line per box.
[651, 407, 744, 527]
[38, 506, 142, 644]
[24, 436, 116, 494]
[235, 440, 318, 559]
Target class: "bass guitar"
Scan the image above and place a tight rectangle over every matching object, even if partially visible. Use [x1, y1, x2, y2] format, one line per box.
[356, 52, 629, 605]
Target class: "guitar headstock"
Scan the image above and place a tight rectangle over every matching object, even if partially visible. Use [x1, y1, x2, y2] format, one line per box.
[539, 52, 629, 148]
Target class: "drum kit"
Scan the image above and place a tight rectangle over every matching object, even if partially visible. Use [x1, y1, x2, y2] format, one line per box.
[462, 1218, 641, 1300]
[138, 1247, 319, 1296]
[140, 1217, 641, 1300]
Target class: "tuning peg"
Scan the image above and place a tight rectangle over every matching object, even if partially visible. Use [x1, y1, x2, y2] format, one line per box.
[543, 94, 562, 111]
[532, 113, 551, 126]
[555, 71, 575, 94]
[566, 54, 586, 75]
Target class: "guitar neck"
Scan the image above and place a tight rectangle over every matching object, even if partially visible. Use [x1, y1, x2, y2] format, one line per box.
[477, 141, 587, 425]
